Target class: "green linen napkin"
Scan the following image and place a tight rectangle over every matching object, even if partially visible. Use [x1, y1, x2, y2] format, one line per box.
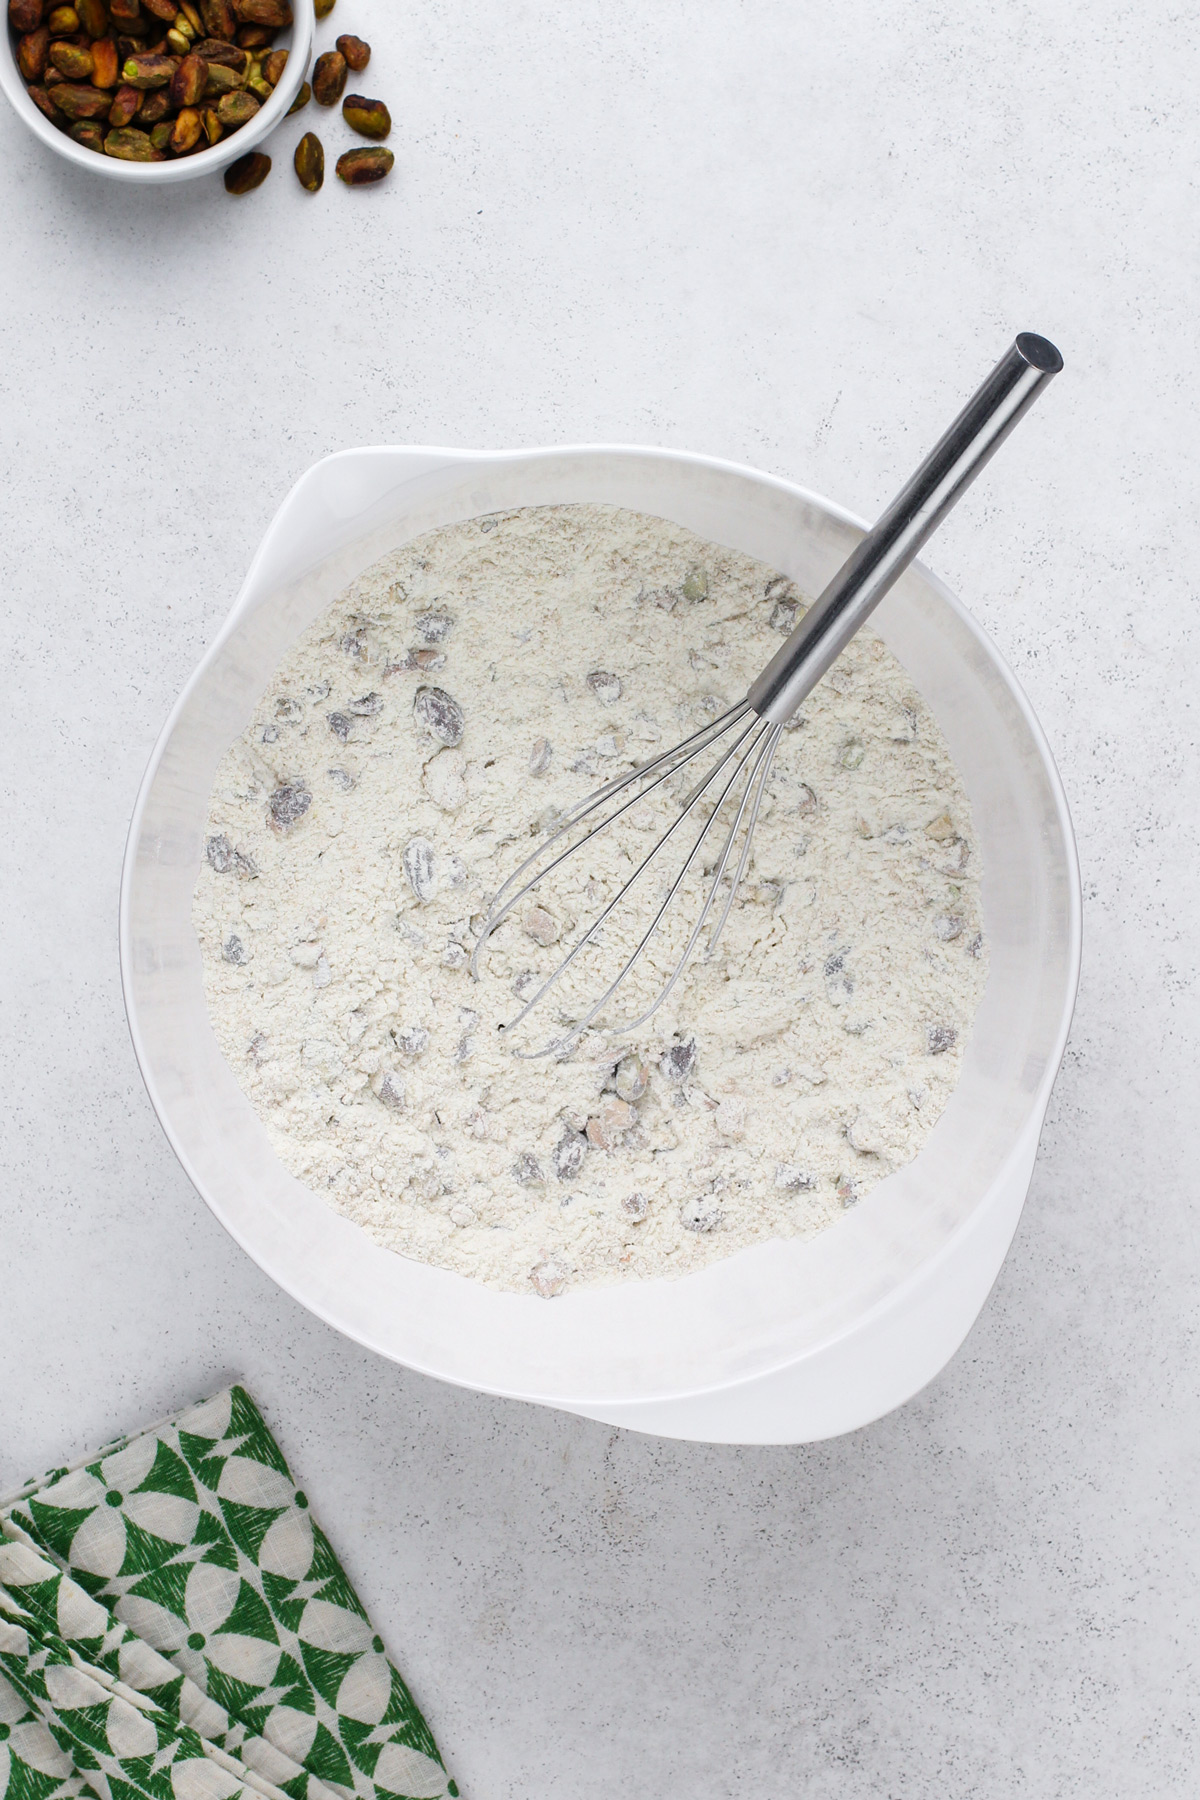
[0, 1386, 455, 1800]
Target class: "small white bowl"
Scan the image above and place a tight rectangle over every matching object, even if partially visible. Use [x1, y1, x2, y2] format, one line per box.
[0, 0, 313, 183]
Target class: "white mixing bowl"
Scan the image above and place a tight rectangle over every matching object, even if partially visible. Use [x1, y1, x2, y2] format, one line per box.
[120, 446, 1081, 1443]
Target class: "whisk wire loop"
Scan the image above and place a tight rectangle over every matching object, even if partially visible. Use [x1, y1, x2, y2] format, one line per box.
[606, 719, 784, 1037]
[703, 722, 784, 963]
[468, 699, 753, 980]
[502, 711, 771, 1056]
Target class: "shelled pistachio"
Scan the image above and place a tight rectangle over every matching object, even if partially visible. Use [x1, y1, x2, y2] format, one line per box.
[335, 31, 366, 68]
[310, 46, 344, 103]
[223, 144, 269, 188]
[293, 126, 321, 189]
[342, 92, 388, 138]
[335, 144, 392, 184]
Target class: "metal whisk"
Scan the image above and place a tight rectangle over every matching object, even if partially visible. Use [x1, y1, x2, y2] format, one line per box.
[472, 333, 1063, 1054]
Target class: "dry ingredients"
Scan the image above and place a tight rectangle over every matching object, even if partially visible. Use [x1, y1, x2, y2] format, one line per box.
[193, 504, 988, 1296]
[8, 0, 297, 162]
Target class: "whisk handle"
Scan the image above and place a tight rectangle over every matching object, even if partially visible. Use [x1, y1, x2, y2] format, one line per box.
[746, 333, 1063, 723]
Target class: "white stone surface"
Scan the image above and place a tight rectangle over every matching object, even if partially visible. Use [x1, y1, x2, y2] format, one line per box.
[0, 1, 1196, 1794]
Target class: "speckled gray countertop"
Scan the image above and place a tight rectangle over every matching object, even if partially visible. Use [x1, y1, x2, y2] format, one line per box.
[2, 2, 1197, 1794]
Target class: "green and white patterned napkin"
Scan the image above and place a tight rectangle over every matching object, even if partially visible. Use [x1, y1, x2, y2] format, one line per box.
[0, 1386, 455, 1800]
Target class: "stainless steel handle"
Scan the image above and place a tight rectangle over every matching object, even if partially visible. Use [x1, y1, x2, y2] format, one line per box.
[746, 332, 1063, 723]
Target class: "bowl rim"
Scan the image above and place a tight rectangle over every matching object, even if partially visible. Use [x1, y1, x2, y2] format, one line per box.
[0, 0, 313, 184]
[120, 442, 1083, 1405]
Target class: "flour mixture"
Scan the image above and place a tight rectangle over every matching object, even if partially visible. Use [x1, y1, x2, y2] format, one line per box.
[193, 505, 987, 1294]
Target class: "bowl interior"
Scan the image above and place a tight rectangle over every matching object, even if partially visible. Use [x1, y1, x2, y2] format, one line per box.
[122, 446, 1079, 1406]
[1, 2, 312, 183]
